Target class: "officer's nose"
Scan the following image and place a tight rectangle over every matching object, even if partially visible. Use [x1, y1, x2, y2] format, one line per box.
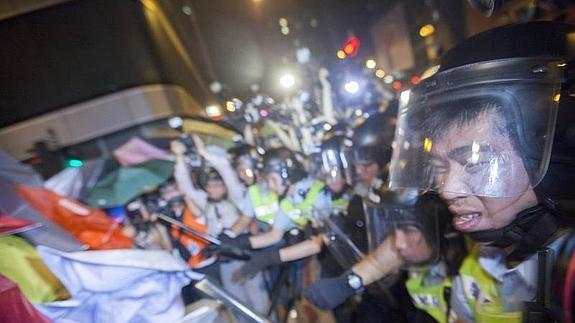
[393, 229, 408, 251]
[437, 166, 472, 201]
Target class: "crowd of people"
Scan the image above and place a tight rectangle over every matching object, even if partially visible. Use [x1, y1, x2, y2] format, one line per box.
[73, 20, 575, 322]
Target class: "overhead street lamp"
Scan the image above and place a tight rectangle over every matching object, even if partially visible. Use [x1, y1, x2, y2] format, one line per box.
[279, 73, 296, 89]
[344, 80, 360, 94]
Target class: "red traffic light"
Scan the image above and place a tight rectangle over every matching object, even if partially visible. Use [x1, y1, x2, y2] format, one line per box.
[342, 37, 360, 57]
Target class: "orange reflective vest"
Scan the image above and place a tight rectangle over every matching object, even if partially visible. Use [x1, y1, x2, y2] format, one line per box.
[170, 208, 210, 268]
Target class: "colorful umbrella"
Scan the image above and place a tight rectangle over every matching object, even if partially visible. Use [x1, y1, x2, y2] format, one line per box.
[0, 214, 41, 236]
[16, 186, 132, 250]
[113, 137, 170, 166]
[83, 159, 174, 208]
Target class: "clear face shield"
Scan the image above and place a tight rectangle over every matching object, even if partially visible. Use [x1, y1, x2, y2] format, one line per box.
[366, 192, 444, 270]
[234, 155, 257, 186]
[321, 148, 353, 191]
[313, 207, 366, 270]
[388, 58, 564, 198]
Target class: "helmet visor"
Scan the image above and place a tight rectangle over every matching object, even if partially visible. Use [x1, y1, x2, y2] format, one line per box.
[321, 148, 353, 185]
[389, 58, 563, 198]
[362, 191, 442, 269]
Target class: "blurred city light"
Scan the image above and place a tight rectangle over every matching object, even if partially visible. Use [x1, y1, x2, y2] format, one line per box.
[310, 18, 318, 28]
[225, 100, 236, 112]
[279, 73, 296, 89]
[410, 75, 421, 85]
[342, 37, 360, 56]
[375, 69, 386, 78]
[344, 81, 360, 94]
[279, 18, 288, 27]
[259, 108, 270, 118]
[383, 75, 394, 84]
[181, 5, 192, 15]
[336, 50, 346, 59]
[553, 93, 561, 102]
[206, 104, 223, 120]
[281, 26, 290, 35]
[419, 24, 435, 37]
[209, 81, 222, 94]
[65, 158, 84, 168]
[366, 59, 376, 69]
[168, 116, 183, 129]
[392, 81, 403, 90]
[296, 47, 311, 64]
[421, 65, 440, 80]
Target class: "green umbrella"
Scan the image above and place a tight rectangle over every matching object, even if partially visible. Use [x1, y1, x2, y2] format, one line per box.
[83, 159, 174, 208]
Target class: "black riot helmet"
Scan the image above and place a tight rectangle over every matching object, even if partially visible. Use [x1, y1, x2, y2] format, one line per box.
[389, 21, 575, 202]
[228, 143, 262, 186]
[351, 112, 397, 169]
[262, 147, 306, 187]
[362, 189, 462, 270]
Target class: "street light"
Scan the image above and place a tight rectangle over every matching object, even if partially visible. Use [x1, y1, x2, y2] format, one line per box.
[225, 100, 236, 112]
[279, 73, 295, 89]
[344, 81, 360, 94]
[419, 24, 435, 38]
[366, 59, 376, 69]
[206, 104, 223, 120]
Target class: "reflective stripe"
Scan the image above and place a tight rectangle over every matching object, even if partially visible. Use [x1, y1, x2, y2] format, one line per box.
[406, 270, 452, 323]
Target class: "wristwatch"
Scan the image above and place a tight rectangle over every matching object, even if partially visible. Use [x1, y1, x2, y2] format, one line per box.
[346, 272, 364, 294]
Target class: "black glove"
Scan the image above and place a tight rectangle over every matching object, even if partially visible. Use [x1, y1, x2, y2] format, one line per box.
[217, 231, 252, 249]
[303, 271, 360, 309]
[201, 232, 252, 261]
[232, 249, 282, 283]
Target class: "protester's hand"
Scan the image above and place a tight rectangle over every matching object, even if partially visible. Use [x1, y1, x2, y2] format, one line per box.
[232, 249, 281, 283]
[170, 140, 187, 156]
[303, 273, 356, 309]
[191, 134, 207, 157]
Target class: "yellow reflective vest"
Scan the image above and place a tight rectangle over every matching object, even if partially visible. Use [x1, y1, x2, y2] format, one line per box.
[279, 181, 325, 227]
[248, 184, 279, 225]
[458, 244, 522, 322]
[406, 269, 452, 323]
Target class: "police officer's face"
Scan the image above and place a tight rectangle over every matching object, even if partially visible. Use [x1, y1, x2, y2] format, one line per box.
[355, 160, 380, 185]
[267, 172, 287, 196]
[324, 171, 346, 194]
[236, 164, 255, 186]
[430, 112, 537, 233]
[392, 225, 433, 264]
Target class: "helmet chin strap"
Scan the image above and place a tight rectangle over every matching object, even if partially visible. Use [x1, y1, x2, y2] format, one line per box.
[469, 204, 558, 262]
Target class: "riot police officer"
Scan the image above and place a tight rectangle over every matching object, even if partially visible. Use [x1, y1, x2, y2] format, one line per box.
[387, 21, 575, 321]
[352, 112, 396, 200]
